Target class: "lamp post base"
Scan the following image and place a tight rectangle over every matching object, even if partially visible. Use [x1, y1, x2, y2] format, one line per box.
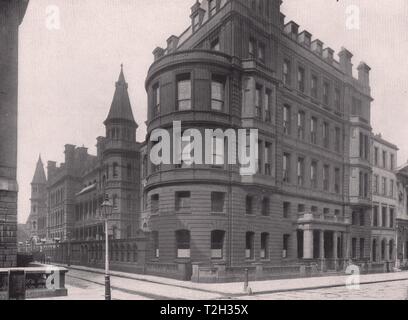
[105, 275, 111, 300]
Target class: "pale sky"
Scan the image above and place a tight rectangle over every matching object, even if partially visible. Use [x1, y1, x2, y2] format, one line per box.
[17, 0, 408, 223]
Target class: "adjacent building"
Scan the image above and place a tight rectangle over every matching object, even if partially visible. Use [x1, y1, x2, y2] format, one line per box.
[141, 0, 373, 270]
[395, 162, 408, 267]
[0, 0, 29, 268]
[45, 67, 141, 243]
[371, 134, 398, 263]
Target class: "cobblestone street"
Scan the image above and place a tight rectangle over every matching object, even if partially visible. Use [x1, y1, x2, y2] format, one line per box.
[31, 267, 408, 300]
[239, 280, 408, 300]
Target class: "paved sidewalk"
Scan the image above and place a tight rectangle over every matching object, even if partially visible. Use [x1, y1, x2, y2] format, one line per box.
[55, 263, 408, 297]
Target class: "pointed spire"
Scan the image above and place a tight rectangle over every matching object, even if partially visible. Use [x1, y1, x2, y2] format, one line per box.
[104, 64, 137, 125]
[32, 155, 47, 184]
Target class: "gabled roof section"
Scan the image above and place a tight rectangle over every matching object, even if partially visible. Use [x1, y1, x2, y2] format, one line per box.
[104, 65, 137, 126]
[32, 155, 46, 184]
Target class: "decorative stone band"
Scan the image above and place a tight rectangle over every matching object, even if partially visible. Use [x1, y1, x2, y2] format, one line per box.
[0, 178, 18, 192]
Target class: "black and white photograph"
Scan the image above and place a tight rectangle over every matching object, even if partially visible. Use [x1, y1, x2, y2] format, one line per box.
[1, 0, 408, 307]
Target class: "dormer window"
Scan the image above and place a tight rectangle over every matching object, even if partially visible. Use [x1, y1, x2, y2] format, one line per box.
[192, 14, 200, 32]
[209, 0, 217, 17]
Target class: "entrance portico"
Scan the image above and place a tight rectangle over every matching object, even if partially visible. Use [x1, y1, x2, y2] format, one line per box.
[297, 221, 349, 271]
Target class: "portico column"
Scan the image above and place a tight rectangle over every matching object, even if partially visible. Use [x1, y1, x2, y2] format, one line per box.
[333, 231, 338, 260]
[319, 230, 325, 259]
[343, 232, 350, 260]
[303, 228, 314, 259]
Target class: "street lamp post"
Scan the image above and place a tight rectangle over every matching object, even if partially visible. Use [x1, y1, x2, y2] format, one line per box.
[101, 195, 113, 301]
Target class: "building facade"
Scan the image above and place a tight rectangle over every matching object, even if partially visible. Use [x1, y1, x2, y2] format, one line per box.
[45, 67, 142, 243]
[395, 163, 408, 267]
[141, 0, 374, 271]
[371, 135, 398, 263]
[0, 0, 29, 268]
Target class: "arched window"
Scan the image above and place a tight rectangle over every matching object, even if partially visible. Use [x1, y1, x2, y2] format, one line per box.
[211, 230, 225, 259]
[112, 195, 118, 210]
[175, 230, 190, 258]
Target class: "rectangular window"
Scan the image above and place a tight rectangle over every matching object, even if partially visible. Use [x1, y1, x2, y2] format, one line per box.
[297, 111, 305, 140]
[283, 235, 290, 258]
[364, 173, 369, 198]
[360, 238, 365, 259]
[283, 153, 291, 183]
[323, 122, 329, 148]
[176, 230, 190, 258]
[246, 196, 254, 215]
[360, 210, 365, 226]
[323, 165, 330, 191]
[264, 142, 272, 176]
[297, 157, 305, 186]
[335, 127, 341, 152]
[153, 84, 160, 117]
[311, 161, 318, 189]
[175, 191, 191, 212]
[255, 85, 262, 119]
[335, 168, 340, 194]
[323, 81, 330, 105]
[211, 192, 225, 213]
[283, 59, 291, 86]
[264, 89, 272, 122]
[211, 76, 225, 111]
[151, 194, 159, 214]
[334, 88, 341, 111]
[383, 151, 387, 169]
[311, 74, 318, 99]
[352, 97, 362, 116]
[374, 147, 379, 166]
[283, 202, 290, 218]
[311, 117, 317, 144]
[245, 232, 255, 260]
[373, 206, 379, 227]
[373, 174, 379, 194]
[382, 177, 387, 196]
[211, 230, 225, 259]
[298, 67, 305, 93]
[389, 208, 395, 228]
[382, 206, 387, 227]
[261, 197, 270, 216]
[283, 105, 291, 135]
[390, 179, 394, 197]
[177, 74, 192, 110]
[352, 238, 357, 259]
[391, 154, 395, 170]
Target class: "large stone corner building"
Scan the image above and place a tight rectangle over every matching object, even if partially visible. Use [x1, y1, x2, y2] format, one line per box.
[0, 0, 29, 268]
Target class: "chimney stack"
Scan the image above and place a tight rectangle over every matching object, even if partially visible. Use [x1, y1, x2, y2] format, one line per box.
[339, 47, 353, 76]
[357, 61, 371, 87]
[311, 40, 323, 56]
